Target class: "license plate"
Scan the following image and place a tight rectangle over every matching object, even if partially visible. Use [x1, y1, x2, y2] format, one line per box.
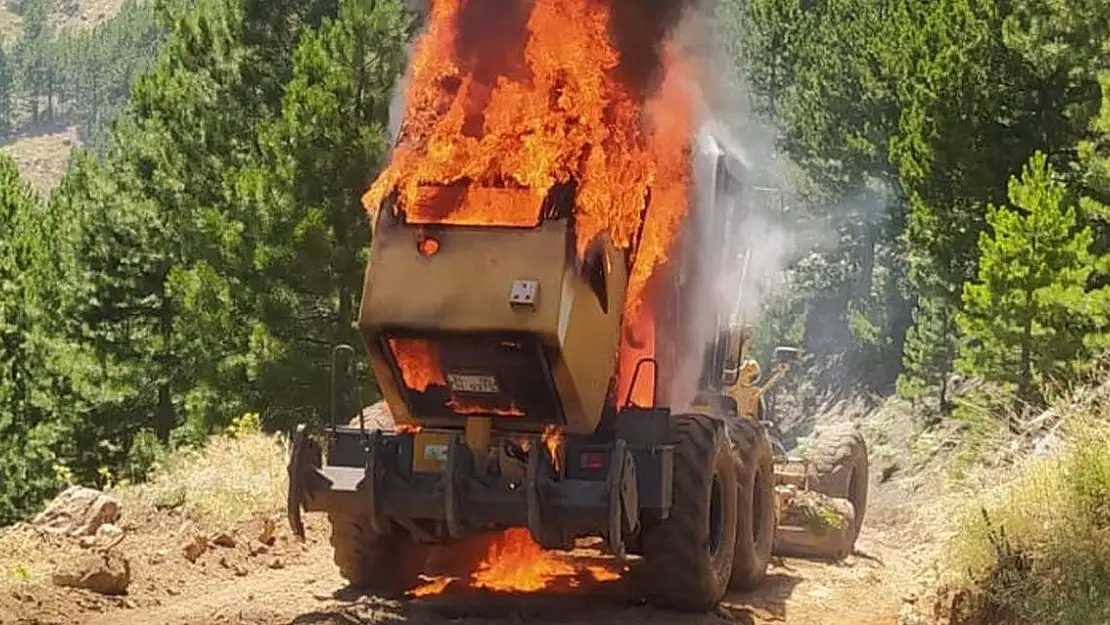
[447, 373, 500, 394]
[424, 444, 448, 462]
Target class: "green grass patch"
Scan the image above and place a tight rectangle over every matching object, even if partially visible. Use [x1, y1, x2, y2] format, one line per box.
[946, 388, 1015, 477]
[804, 502, 847, 535]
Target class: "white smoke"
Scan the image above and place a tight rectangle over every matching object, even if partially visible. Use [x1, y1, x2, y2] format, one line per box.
[660, 6, 829, 410]
[387, 68, 409, 145]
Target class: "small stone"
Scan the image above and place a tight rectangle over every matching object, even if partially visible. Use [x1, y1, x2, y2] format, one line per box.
[234, 565, 248, 577]
[96, 524, 123, 540]
[79, 536, 98, 549]
[149, 549, 167, 565]
[181, 535, 208, 563]
[211, 532, 237, 548]
[248, 541, 269, 556]
[268, 558, 284, 570]
[218, 556, 230, 569]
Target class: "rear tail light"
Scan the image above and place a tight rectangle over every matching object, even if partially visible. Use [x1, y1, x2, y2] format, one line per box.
[580, 452, 608, 472]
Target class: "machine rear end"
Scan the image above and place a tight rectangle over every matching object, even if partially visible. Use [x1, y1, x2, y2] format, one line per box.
[360, 183, 625, 436]
[287, 183, 678, 564]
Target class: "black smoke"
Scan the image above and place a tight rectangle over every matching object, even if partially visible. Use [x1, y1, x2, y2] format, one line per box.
[603, 0, 700, 100]
[454, 0, 533, 85]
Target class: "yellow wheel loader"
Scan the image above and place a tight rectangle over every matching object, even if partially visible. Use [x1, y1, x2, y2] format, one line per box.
[286, 130, 870, 611]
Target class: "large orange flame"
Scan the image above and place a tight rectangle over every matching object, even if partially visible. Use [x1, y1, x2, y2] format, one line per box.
[361, 0, 694, 337]
[387, 337, 446, 392]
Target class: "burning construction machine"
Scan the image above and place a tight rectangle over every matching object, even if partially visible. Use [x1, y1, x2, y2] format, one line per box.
[286, 130, 870, 611]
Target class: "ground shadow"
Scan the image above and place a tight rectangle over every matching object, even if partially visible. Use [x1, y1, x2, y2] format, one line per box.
[723, 572, 805, 622]
[291, 611, 368, 625]
[288, 567, 805, 625]
[852, 548, 885, 566]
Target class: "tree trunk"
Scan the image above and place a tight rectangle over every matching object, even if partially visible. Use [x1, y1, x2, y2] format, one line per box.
[938, 304, 952, 414]
[1015, 288, 1035, 432]
[155, 276, 176, 441]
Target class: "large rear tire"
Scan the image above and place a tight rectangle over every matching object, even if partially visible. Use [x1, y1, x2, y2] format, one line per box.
[728, 417, 776, 590]
[332, 402, 431, 593]
[805, 422, 869, 550]
[639, 414, 738, 611]
[328, 513, 430, 594]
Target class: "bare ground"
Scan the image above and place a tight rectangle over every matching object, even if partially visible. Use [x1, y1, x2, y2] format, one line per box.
[0, 124, 81, 196]
[0, 525, 919, 625]
[0, 467, 944, 625]
[1, 0, 124, 39]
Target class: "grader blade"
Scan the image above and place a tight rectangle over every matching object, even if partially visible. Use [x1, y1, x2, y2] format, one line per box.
[770, 422, 869, 562]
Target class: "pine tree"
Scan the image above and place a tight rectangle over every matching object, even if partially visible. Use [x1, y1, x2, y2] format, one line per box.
[233, 0, 412, 430]
[957, 151, 1110, 409]
[897, 294, 958, 416]
[0, 153, 66, 523]
[1077, 73, 1110, 259]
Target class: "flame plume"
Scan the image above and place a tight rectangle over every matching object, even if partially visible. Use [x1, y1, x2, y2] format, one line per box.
[362, 0, 694, 328]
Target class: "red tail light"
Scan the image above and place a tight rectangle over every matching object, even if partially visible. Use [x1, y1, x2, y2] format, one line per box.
[580, 452, 608, 471]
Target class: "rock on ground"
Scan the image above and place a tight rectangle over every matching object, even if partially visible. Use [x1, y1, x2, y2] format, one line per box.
[51, 552, 131, 595]
[32, 486, 122, 537]
[773, 487, 857, 560]
[78, 523, 125, 549]
[182, 534, 209, 563]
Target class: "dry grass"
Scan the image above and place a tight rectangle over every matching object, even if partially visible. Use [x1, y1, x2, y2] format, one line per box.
[940, 386, 1110, 625]
[115, 430, 290, 531]
[0, 524, 62, 588]
[0, 427, 291, 590]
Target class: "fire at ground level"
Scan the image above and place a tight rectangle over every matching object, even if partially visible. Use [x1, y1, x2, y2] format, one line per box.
[406, 530, 624, 597]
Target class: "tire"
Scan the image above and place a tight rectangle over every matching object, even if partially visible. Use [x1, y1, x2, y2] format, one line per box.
[328, 513, 430, 594]
[639, 414, 738, 611]
[805, 422, 869, 548]
[728, 417, 776, 590]
[331, 403, 436, 593]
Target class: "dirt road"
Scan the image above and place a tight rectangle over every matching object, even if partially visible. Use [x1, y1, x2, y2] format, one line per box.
[29, 515, 919, 625]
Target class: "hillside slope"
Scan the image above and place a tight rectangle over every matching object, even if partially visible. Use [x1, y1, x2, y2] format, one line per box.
[0, 0, 129, 195]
